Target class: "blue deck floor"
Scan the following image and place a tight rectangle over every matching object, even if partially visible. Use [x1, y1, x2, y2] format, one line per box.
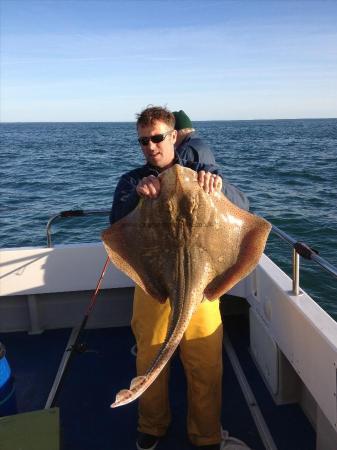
[2, 312, 315, 450]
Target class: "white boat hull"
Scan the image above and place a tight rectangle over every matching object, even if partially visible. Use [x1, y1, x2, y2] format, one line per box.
[1, 243, 336, 449]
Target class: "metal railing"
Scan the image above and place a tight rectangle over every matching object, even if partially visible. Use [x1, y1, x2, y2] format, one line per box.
[46, 209, 110, 247]
[271, 225, 337, 295]
[46, 209, 337, 296]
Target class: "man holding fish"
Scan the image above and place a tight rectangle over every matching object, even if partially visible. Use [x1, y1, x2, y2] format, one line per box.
[108, 106, 252, 450]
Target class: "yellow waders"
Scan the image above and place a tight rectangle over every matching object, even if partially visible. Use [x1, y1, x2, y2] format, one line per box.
[131, 285, 223, 447]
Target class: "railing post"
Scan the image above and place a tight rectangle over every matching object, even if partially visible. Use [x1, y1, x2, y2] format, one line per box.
[292, 248, 300, 295]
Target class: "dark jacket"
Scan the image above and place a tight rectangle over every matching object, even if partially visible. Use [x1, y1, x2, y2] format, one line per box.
[109, 157, 220, 224]
[176, 132, 216, 166]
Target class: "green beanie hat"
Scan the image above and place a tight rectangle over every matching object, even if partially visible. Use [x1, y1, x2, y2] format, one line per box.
[173, 110, 193, 130]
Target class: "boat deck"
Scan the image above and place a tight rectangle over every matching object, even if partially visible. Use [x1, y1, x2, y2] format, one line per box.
[2, 312, 315, 450]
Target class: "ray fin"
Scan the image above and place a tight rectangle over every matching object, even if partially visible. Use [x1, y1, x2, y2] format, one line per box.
[130, 375, 146, 390]
[115, 389, 132, 403]
[102, 165, 271, 409]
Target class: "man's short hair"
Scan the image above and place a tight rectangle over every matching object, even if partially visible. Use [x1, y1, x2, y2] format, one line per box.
[136, 106, 175, 129]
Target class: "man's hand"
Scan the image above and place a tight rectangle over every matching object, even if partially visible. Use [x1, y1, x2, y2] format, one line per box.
[198, 171, 222, 193]
[136, 175, 161, 199]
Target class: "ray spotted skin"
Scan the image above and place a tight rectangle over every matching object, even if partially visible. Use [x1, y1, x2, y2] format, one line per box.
[102, 164, 271, 408]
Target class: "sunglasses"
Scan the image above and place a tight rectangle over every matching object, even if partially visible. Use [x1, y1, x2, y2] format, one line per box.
[138, 130, 174, 146]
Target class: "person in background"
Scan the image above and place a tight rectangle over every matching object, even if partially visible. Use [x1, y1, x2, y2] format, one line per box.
[110, 106, 224, 450]
[173, 109, 217, 166]
[173, 110, 249, 211]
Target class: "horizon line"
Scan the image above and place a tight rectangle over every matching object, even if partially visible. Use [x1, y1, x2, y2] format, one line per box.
[2, 117, 337, 124]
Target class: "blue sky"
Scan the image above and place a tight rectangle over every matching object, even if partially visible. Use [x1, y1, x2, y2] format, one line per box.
[1, 0, 337, 121]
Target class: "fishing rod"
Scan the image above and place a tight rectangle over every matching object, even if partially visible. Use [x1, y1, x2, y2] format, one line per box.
[45, 256, 110, 409]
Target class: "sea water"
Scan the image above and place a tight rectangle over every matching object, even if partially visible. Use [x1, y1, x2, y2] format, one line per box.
[1, 120, 336, 319]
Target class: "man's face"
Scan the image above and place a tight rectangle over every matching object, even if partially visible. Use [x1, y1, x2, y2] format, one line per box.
[137, 120, 177, 170]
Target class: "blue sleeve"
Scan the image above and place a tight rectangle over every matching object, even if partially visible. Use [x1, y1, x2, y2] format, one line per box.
[109, 174, 140, 224]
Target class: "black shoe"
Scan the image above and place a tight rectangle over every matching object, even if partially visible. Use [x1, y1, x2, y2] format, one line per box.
[136, 432, 160, 450]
